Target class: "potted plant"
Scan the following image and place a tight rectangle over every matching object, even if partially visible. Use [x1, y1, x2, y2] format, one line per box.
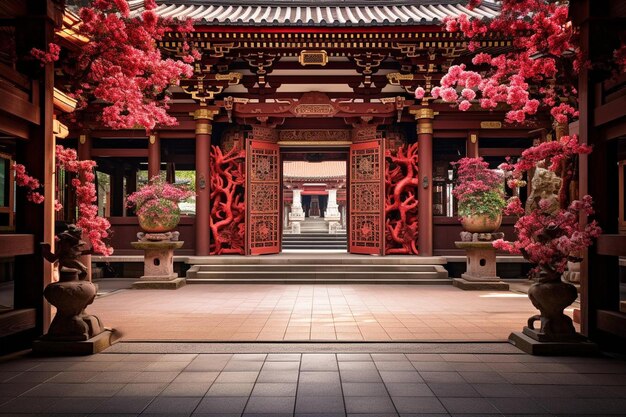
[127, 177, 194, 233]
[452, 157, 506, 233]
[494, 135, 601, 340]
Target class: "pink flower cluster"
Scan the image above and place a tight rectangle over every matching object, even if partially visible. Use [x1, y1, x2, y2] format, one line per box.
[30, 43, 61, 65]
[494, 136, 601, 278]
[37, 0, 198, 132]
[127, 177, 194, 209]
[13, 163, 44, 204]
[435, 0, 578, 124]
[12, 146, 113, 255]
[452, 157, 503, 203]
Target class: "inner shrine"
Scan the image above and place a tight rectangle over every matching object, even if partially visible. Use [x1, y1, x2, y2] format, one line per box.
[69, 0, 548, 260]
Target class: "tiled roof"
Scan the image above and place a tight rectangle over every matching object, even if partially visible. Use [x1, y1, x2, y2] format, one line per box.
[284, 161, 346, 179]
[127, 0, 499, 26]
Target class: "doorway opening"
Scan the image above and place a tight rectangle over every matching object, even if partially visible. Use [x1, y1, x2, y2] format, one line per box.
[281, 151, 347, 252]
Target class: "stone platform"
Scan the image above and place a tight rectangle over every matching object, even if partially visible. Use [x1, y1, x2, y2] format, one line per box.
[453, 277, 510, 290]
[32, 329, 113, 355]
[508, 331, 599, 356]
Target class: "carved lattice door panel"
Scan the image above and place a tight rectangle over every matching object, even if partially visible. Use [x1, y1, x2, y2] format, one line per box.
[246, 139, 281, 255]
[349, 140, 385, 255]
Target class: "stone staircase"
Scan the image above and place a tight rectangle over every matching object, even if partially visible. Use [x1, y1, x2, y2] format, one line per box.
[283, 218, 347, 251]
[186, 255, 451, 284]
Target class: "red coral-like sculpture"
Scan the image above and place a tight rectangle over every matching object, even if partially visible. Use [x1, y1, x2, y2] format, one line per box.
[210, 145, 246, 255]
[385, 143, 419, 255]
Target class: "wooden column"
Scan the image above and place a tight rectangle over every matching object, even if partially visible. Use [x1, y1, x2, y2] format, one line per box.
[411, 108, 435, 256]
[193, 108, 218, 256]
[467, 131, 479, 158]
[14, 1, 61, 333]
[77, 133, 92, 281]
[148, 133, 161, 180]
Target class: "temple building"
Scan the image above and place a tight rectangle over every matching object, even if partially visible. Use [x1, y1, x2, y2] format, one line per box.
[0, 0, 624, 353]
[68, 0, 549, 258]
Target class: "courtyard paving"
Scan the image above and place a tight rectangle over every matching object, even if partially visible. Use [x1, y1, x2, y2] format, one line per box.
[0, 348, 624, 416]
[89, 284, 575, 342]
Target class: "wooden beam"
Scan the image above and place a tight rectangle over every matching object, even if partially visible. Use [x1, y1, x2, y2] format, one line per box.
[596, 234, 626, 257]
[0, 309, 37, 338]
[0, 234, 35, 257]
[91, 149, 149, 158]
[596, 310, 626, 338]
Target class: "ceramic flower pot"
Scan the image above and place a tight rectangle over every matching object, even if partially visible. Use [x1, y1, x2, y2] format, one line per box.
[137, 198, 181, 233]
[460, 213, 502, 233]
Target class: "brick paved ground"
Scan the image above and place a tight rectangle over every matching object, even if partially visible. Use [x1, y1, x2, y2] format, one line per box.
[0, 349, 624, 416]
[90, 284, 570, 341]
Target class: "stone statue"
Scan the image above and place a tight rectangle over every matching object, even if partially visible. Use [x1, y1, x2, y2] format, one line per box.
[41, 224, 89, 281]
[525, 166, 561, 214]
[40, 224, 105, 342]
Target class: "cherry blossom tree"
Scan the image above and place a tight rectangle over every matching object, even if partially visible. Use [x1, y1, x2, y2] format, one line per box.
[32, 0, 198, 131]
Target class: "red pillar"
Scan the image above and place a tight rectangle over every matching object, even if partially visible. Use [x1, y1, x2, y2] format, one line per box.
[411, 108, 435, 256]
[148, 133, 161, 180]
[467, 131, 479, 158]
[77, 133, 93, 281]
[193, 109, 218, 256]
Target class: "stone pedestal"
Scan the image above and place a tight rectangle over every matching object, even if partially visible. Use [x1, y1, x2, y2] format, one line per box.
[131, 232, 185, 289]
[291, 221, 301, 234]
[453, 233, 509, 290]
[508, 331, 598, 356]
[324, 189, 341, 222]
[289, 189, 305, 223]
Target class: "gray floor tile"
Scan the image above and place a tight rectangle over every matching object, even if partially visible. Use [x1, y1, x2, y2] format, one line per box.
[487, 397, 548, 414]
[121, 354, 165, 362]
[159, 382, 212, 396]
[106, 361, 152, 371]
[172, 372, 219, 383]
[4, 371, 58, 383]
[0, 396, 59, 413]
[298, 381, 343, 396]
[214, 371, 259, 383]
[458, 371, 507, 384]
[89, 371, 140, 383]
[380, 372, 424, 384]
[339, 362, 378, 371]
[342, 382, 389, 397]
[143, 396, 201, 414]
[419, 372, 465, 384]
[376, 362, 414, 371]
[251, 382, 297, 396]
[144, 362, 190, 372]
[473, 383, 529, 398]
[244, 396, 295, 413]
[205, 382, 254, 397]
[294, 413, 345, 417]
[392, 396, 447, 414]
[384, 383, 434, 397]
[231, 354, 267, 361]
[71, 382, 125, 397]
[345, 396, 396, 414]
[295, 396, 345, 413]
[266, 353, 301, 362]
[439, 397, 500, 414]
[426, 383, 480, 398]
[256, 370, 299, 383]
[371, 354, 407, 362]
[299, 371, 341, 384]
[132, 371, 181, 383]
[91, 395, 154, 413]
[405, 354, 444, 362]
[45, 396, 106, 414]
[411, 362, 455, 372]
[440, 354, 480, 363]
[195, 396, 248, 414]
[337, 354, 372, 362]
[536, 397, 626, 414]
[261, 361, 300, 371]
[341, 370, 383, 383]
[47, 371, 98, 383]
[0, 382, 41, 396]
[222, 361, 264, 372]
[185, 360, 229, 372]
[301, 354, 338, 371]
[115, 383, 168, 397]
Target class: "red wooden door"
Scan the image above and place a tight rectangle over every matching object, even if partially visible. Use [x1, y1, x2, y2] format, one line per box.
[246, 139, 281, 255]
[349, 140, 385, 255]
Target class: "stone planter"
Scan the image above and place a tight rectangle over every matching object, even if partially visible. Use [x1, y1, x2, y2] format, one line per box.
[460, 213, 502, 233]
[137, 199, 181, 232]
[526, 277, 579, 341]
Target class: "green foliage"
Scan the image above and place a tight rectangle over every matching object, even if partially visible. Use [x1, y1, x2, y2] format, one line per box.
[458, 189, 506, 219]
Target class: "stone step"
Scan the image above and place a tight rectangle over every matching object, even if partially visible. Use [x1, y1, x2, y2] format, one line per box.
[185, 255, 448, 265]
[187, 277, 452, 285]
[189, 264, 442, 272]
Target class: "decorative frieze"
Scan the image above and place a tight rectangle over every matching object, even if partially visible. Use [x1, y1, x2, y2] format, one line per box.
[279, 130, 351, 142]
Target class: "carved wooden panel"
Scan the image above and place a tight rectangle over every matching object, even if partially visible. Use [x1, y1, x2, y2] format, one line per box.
[246, 140, 281, 255]
[349, 140, 384, 255]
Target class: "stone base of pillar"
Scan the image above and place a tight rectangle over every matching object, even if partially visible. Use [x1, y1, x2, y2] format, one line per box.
[33, 329, 113, 355]
[291, 222, 301, 234]
[289, 212, 305, 222]
[453, 277, 509, 291]
[132, 278, 186, 289]
[328, 221, 341, 234]
[508, 331, 598, 356]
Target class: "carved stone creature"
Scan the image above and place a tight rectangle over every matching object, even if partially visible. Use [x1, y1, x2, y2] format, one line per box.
[525, 166, 561, 214]
[40, 225, 104, 341]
